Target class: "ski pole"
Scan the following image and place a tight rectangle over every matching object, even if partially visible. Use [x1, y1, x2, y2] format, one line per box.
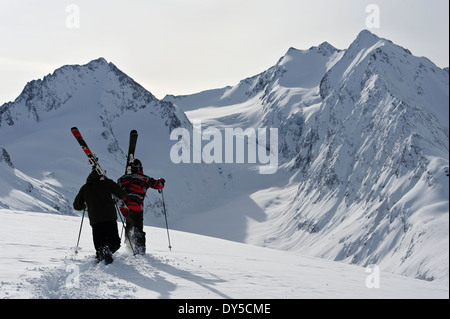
[115, 203, 136, 256]
[160, 189, 172, 251]
[75, 208, 86, 254]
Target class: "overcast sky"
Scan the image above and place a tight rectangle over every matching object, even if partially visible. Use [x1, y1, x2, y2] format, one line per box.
[0, 0, 448, 104]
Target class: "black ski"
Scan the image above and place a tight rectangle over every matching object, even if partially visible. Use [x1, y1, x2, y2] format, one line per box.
[125, 129, 138, 174]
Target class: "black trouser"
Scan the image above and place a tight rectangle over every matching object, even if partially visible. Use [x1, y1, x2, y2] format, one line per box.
[92, 220, 121, 259]
[125, 210, 146, 254]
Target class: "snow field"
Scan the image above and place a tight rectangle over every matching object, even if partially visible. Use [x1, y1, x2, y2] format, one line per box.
[0, 209, 447, 299]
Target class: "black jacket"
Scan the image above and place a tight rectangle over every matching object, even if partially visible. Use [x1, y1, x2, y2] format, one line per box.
[73, 170, 127, 226]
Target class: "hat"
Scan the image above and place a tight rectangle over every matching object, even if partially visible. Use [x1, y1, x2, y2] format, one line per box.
[131, 158, 143, 174]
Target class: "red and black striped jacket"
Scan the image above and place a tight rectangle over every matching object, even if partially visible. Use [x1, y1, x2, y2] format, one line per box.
[117, 173, 160, 213]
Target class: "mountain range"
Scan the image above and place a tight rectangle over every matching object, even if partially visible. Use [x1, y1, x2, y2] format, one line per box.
[0, 30, 448, 284]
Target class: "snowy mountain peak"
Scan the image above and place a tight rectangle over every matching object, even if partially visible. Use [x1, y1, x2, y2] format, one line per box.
[356, 29, 382, 42]
[309, 41, 340, 57]
[0, 58, 190, 132]
[353, 30, 413, 56]
[352, 29, 395, 52]
[86, 56, 109, 67]
[318, 41, 339, 54]
[320, 30, 449, 129]
[281, 41, 340, 64]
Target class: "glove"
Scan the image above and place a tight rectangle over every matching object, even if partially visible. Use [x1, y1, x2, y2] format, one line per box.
[155, 178, 165, 190]
[120, 206, 129, 218]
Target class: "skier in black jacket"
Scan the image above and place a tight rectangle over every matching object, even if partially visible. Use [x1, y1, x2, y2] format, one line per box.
[73, 168, 127, 264]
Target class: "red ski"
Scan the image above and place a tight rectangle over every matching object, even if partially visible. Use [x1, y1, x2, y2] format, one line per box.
[71, 127, 106, 176]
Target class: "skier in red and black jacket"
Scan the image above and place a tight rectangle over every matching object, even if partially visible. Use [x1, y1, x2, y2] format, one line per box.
[117, 159, 165, 254]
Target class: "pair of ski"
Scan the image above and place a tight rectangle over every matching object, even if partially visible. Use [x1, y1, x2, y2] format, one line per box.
[71, 127, 138, 177]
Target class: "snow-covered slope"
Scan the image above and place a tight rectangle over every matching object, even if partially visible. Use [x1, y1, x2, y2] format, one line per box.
[0, 209, 447, 299]
[165, 30, 449, 283]
[285, 30, 449, 282]
[0, 147, 72, 214]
